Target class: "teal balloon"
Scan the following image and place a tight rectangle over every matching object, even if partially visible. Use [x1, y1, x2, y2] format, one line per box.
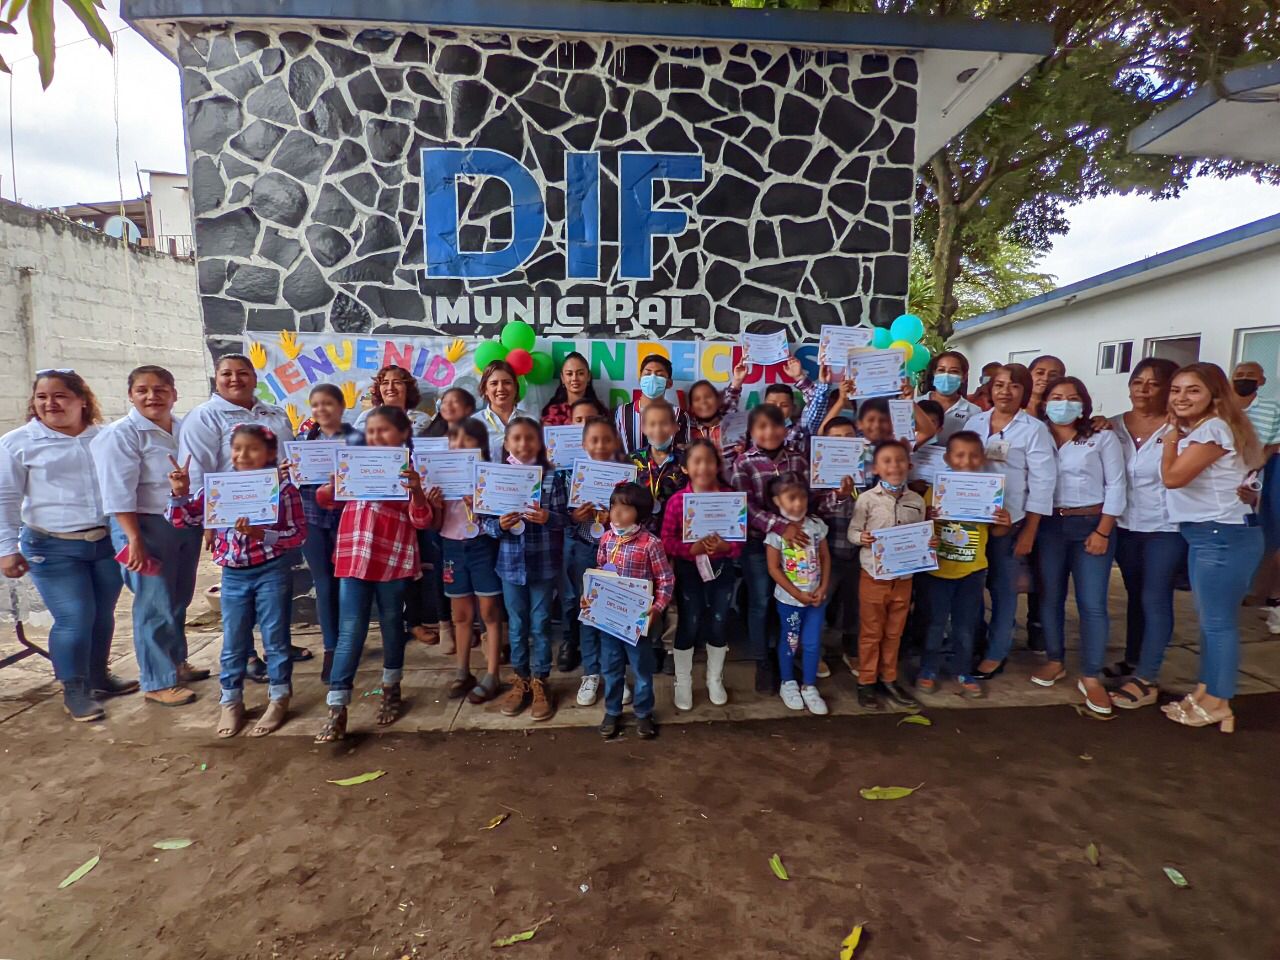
[500, 320, 536, 352]
[474, 340, 507, 371]
[890, 313, 925, 344]
[527, 350, 555, 385]
[906, 342, 932, 373]
[871, 326, 893, 350]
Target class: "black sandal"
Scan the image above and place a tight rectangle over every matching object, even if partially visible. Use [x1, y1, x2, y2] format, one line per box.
[1110, 677, 1158, 710]
[1102, 659, 1135, 680]
[448, 674, 477, 699]
[376, 683, 403, 726]
[290, 645, 314, 662]
[315, 707, 347, 743]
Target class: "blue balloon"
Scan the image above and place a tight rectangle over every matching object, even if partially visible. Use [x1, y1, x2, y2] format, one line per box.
[890, 313, 925, 344]
[871, 326, 893, 349]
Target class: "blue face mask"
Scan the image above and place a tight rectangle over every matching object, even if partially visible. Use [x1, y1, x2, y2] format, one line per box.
[880, 479, 905, 494]
[933, 373, 963, 396]
[651, 435, 673, 452]
[1046, 399, 1084, 425]
[639, 374, 667, 400]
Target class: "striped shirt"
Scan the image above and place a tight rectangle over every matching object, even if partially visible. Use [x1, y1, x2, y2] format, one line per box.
[1244, 396, 1280, 447]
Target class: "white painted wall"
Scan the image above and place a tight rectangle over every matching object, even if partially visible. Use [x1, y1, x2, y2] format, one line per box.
[950, 243, 1280, 416]
[0, 200, 207, 431]
[146, 172, 194, 257]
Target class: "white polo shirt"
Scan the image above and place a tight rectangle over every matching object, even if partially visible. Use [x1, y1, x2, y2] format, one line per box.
[1165, 417, 1251, 525]
[1052, 429, 1126, 516]
[91, 408, 182, 516]
[963, 408, 1057, 523]
[934, 395, 979, 444]
[1110, 416, 1176, 533]
[0, 420, 106, 556]
[177, 394, 291, 492]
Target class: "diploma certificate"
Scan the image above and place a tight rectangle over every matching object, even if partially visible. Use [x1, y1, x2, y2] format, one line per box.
[334, 447, 410, 501]
[809, 436, 866, 489]
[681, 492, 748, 543]
[203, 469, 280, 528]
[740, 330, 789, 366]
[581, 572, 652, 646]
[845, 348, 905, 399]
[414, 449, 478, 500]
[473, 462, 543, 516]
[543, 425, 587, 469]
[817, 324, 873, 369]
[568, 459, 638, 508]
[282, 440, 341, 486]
[932, 471, 1006, 524]
[869, 520, 938, 580]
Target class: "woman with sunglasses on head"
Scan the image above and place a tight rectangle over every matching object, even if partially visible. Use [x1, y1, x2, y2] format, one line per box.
[0, 370, 125, 722]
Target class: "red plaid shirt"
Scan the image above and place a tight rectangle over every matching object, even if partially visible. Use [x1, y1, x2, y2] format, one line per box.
[166, 483, 306, 568]
[594, 528, 675, 611]
[329, 497, 435, 581]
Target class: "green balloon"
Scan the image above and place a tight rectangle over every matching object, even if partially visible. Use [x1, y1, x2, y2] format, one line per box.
[474, 340, 507, 371]
[527, 350, 555, 385]
[871, 326, 893, 350]
[517, 375, 529, 401]
[500, 320, 536, 353]
[906, 342, 932, 373]
[890, 313, 925, 344]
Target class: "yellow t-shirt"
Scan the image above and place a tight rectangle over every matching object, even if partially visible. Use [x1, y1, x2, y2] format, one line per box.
[924, 487, 989, 579]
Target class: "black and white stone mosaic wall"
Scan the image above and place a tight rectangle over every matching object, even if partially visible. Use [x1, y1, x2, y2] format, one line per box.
[177, 23, 917, 356]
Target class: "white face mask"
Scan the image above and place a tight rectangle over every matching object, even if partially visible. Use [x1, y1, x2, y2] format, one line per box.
[610, 522, 639, 537]
[780, 508, 807, 523]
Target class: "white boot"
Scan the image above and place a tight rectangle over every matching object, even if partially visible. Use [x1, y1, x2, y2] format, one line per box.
[672, 648, 694, 711]
[705, 645, 728, 706]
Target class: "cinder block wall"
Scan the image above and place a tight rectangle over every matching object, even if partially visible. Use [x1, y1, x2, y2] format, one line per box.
[0, 200, 208, 431]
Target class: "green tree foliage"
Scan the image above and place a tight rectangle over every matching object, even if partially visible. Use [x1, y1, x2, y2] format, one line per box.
[0, 0, 113, 88]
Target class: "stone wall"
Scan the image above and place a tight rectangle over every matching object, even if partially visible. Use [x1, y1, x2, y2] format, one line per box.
[0, 200, 206, 431]
[177, 23, 916, 359]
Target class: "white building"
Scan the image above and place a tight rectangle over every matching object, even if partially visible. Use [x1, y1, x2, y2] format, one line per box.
[949, 212, 1280, 415]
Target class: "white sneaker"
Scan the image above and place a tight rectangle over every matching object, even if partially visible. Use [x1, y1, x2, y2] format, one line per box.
[576, 674, 600, 707]
[801, 684, 829, 715]
[622, 683, 633, 705]
[816, 659, 831, 679]
[1267, 606, 1280, 635]
[779, 680, 804, 710]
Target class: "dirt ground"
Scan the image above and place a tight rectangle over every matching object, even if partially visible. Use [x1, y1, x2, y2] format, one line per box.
[2, 693, 1278, 960]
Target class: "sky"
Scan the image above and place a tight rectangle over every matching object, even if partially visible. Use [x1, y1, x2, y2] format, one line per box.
[2, 9, 1279, 288]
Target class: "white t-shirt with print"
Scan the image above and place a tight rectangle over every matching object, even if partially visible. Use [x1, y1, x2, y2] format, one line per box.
[1165, 417, 1251, 525]
[765, 516, 829, 606]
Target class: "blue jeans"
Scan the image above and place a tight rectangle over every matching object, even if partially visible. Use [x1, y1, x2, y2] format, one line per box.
[741, 538, 774, 662]
[504, 577, 555, 678]
[219, 558, 292, 704]
[983, 524, 1019, 663]
[565, 537, 603, 675]
[1036, 514, 1115, 677]
[300, 522, 340, 652]
[1181, 521, 1264, 699]
[776, 600, 826, 686]
[328, 577, 409, 706]
[674, 558, 735, 650]
[110, 516, 201, 691]
[20, 529, 122, 686]
[918, 569, 987, 677]
[601, 632, 655, 718]
[1115, 529, 1186, 681]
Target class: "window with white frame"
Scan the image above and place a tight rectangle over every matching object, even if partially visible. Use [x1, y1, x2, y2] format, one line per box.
[1008, 350, 1040, 366]
[1098, 340, 1134, 374]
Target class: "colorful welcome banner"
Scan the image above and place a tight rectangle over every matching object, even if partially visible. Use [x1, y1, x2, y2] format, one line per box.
[246, 332, 824, 423]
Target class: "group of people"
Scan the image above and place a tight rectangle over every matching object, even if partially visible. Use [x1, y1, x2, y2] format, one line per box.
[0, 342, 1272, 741]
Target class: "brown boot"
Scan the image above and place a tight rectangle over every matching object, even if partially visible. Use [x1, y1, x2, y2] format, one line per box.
[145, 685, 197, 707]
[529, 677, 555, 722]
[177, 662, 210, 683]
[500, 676, 531, 716]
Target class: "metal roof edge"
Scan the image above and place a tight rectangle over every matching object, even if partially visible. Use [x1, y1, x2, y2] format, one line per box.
[1129, 59, 1280, 155]
[952, 210, 1280, 338]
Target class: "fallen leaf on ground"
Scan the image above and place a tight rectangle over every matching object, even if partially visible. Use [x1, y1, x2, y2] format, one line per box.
[362, 687, 383, 698]
[153, 838, 193, 850]
[859, 783, 923, 801]
[58, 855, 100, 889]
[839, 924, 863, 959]
[1163, 866, 1189, 888]
[483, 813, 509, 831]
[327, 770, 386, 786]
[1079, 754, 1093, 761]
[898, 715, 931, 726]
[492, 916, 553, 947]
[1086, 842, 1100, 866]
[769, 853, 789, 880]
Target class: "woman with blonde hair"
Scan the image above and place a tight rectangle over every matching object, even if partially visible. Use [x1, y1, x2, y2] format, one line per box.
[1161, 362, 1265, 732]
[0, 371, 125, 722]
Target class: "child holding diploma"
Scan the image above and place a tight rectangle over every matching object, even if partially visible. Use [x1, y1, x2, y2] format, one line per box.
[659, 439, 742, 710]
[432, 418, 505, 704]
[591, 483, 674, 740]
[565, 417, 625, 707]
[485, 417, 569, 722]
[850, 440, 930, 710]
[630, 399, 688, 531]
[166, 424, 306, 738]
[918, 431, 1011, 699]
[314, 407, 436, 742]
[812, 417, 861, 674]
[765, 472, 832, 715]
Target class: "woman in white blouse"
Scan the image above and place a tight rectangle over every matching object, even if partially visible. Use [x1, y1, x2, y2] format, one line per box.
[0, 371, 125, 722]
[1107, 358, 1184, 710]
[1161, 363, 1266, 732]
[91, 365, 209, 708]
[963, 363, 1058, 678]
[1031, 377, 1126, 715]
[923, 350, 979, 444]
